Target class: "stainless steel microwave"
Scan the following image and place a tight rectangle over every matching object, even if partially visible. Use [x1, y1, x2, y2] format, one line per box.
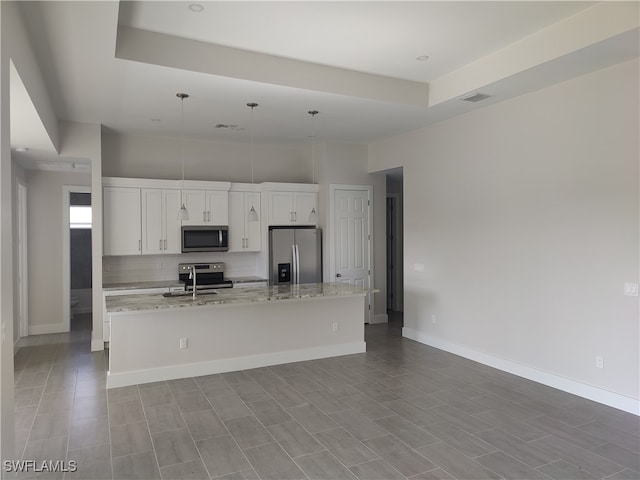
[181, 226, 229, 253]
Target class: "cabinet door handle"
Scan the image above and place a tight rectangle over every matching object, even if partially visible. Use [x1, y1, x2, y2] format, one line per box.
[207, 211, 211, 222]
[159, 239, 163, 250]
[203, 211, 206, 222]
[295, 211, 297, 221]
[290, 211, 294, 222]
[139, 239, 142, 251]
[164, 239, 167, 250]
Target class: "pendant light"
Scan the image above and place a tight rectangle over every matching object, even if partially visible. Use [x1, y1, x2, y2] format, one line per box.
[247, 102, 259, 222]
[177, 93, 190, 220]
[308, 110, 319, 223]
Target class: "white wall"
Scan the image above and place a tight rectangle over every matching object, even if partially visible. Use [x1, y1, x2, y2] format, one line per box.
[26, 170, 90, 333]
[369, 59, 639, 407]
[102, 132, 311, 183]
[318, 141, 387, 320]
[0, 2, 14, 463]
[11, 160, 26, 341]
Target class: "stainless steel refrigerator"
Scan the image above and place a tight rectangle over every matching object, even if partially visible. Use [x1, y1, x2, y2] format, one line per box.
[269, 226, 322, 285]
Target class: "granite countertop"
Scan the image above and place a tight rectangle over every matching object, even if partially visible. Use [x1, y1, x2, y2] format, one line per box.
[106, 282, 373, 314]
[103, 280, 183, 291]
[226, 276, 268, 284]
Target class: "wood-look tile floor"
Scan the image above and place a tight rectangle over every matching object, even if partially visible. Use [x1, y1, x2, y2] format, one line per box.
[12, 313, 640, 479]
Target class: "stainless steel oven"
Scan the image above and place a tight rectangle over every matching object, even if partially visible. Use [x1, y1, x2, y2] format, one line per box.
[181, 226, 229, 253]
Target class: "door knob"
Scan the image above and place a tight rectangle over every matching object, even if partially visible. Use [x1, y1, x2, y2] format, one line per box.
[336, 273, 342, 278]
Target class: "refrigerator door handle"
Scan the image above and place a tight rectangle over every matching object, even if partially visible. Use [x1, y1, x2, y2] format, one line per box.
[291, 244, 297, 284]
[294, 244, 300, 284]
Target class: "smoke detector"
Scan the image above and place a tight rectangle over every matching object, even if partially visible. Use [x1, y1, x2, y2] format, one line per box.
[458, 92, 491, 103]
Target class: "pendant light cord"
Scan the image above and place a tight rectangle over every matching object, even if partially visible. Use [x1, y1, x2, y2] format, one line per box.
[181, 96, 185, 190]
[309, 110, 319, 185]
[251, 105, 255, 185]
[176, 93, 190, 220]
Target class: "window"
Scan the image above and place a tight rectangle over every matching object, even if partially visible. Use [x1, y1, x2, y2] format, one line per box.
[70, 206, 92, 229]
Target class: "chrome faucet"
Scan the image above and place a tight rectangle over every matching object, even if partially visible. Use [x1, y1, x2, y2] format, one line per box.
[189, 265, 197, 300]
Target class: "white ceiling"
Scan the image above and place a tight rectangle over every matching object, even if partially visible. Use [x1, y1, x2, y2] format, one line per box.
[11, 0, 639, 163]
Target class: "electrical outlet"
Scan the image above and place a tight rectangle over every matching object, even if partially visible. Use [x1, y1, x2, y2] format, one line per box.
[624, 283, 638, 296]
[431, 315, 437, 324]
[596, 355, 604, 369]
[332, 322, 339, 333]
[180, 337, 188, 349]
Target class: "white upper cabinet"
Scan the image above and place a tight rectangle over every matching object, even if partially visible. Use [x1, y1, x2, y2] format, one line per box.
[103, 186, 142, 256]
[268, 191, 296, 225]
[141, 188, 181, 254]
[180, 189, 229, 225]
[103, 179, 319, 257]
[229, 191, 261, 252]
[267, 190, 318, 226]
[293, 192, 317, 225]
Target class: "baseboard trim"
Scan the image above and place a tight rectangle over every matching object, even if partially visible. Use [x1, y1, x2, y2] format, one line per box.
[371, 313, 388, 324]
[107, 341, 366, 389]
[91, 338, 105, 352]
[28, 323, 66, 335]
[403, 327, 640, 416]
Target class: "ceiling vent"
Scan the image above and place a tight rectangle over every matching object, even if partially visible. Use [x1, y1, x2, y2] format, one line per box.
[458, 92, 491, 103]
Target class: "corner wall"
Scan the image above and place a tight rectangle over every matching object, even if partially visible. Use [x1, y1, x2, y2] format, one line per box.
[59, 122, 102, 350]
[11, 159, 26, 342]
[369, 59, 639, 410]
[26, 170, 90, 333]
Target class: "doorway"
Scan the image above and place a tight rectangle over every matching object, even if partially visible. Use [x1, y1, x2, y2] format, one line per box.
[386, 168, 404, 330]
[63, 187, 92, 333]
[329, 184, 373, 323]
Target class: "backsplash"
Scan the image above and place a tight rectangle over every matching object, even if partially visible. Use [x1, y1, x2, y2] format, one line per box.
[103, 253, 260, 284]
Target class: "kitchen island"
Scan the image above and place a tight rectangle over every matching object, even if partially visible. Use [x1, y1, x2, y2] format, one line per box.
[105, 283, 370, 388]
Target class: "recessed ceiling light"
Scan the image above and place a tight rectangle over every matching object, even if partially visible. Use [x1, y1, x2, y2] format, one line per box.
[188, 3, 204, 12]
[416, 55, 429, 61]
[15, 147, 28, 152]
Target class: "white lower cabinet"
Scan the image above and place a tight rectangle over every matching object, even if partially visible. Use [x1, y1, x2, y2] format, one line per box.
[141, 189, 181, 254]
[103, 186, 142, 255]
[229, 191, 261, 252]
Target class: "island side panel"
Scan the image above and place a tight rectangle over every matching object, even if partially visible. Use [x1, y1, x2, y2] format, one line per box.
[107, 295, 366, 388]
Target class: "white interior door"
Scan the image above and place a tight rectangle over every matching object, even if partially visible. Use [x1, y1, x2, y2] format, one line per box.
[332, 186, 372, 322]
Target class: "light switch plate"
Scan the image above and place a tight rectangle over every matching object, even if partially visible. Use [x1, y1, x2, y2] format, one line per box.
[624, 283, 638, 297]
[414, 263, 425, 272]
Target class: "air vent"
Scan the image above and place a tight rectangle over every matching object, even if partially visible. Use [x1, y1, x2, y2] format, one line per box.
[458, 92, 491, 103]
[214, 124, 238, 129]
[34, 161, 90, 172]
